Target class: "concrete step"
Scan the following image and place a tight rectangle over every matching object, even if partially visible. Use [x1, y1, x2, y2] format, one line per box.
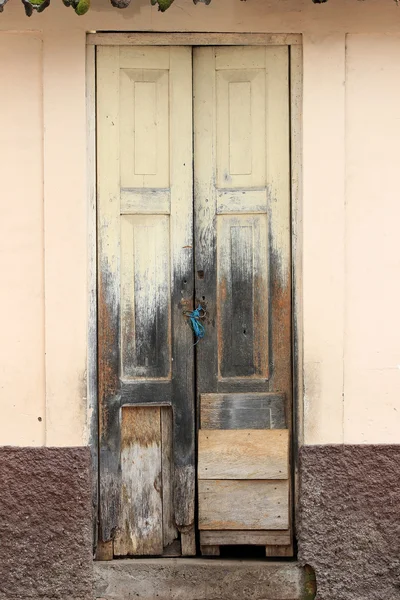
[94, 558, 305, 600]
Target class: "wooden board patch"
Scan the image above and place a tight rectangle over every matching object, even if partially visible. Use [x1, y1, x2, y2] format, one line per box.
[113, 406, 178, 556]
[198, 480, 289, 530]
[198, 429, 288, 480]
[200, 392, 286, 429]
[200, 529, 291, 546]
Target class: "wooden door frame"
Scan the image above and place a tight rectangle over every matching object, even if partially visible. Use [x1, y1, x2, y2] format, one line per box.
[86, 32, 303, 557]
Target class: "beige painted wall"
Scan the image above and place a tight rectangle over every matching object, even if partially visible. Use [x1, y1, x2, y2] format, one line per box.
[1, 0, 400, 447]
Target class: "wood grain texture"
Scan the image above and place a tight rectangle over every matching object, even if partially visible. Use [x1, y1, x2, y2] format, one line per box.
[97, 46, 123, 543]
[200, 545, 220, 556]
[265, 45, 293, 546]
[97, 46, 195, 553]
[217, 214, 269, 379]
[120, 215, 170, 379]
[169, 48, 195, 549]
[181, 527, 196, 556]
[198, 429, 289, 480]
[114, 407, 163, 556]
[96, 540, 114, 561]
[265, 545, 293, 557]
[198, 480, 289, 530]
[86, 43, 98, 555]
[200, 529, 291, 546]
[200, 392, 286, 429]
[194, 45, 292, 394]
[161, 407, 178, 549]
[88, 33, 302, 47]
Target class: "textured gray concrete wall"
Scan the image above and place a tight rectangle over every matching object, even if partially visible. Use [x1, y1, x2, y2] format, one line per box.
[298, 445, 400, 600]
[0, 447, 93, 600]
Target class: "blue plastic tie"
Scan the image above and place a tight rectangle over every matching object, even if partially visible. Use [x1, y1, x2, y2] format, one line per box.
[185, 305, 206, 345]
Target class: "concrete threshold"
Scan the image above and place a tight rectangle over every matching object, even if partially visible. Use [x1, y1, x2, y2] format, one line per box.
[94, 558, 305, 600]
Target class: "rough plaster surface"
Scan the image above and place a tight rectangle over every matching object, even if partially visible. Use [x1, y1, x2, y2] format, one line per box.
[0, 446, 93, 600]
[298, 445, 400, 600]
[94, 558, 304, 600]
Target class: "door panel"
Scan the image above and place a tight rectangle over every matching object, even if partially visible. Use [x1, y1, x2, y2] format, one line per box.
[194, 46, 292, 556]
[97, 46, 195, 556]
[194, 46, 291, 395]
[217, 214, 269, 379]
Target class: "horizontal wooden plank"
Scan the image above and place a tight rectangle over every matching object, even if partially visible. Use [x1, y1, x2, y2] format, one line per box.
[216, 189, 267, 214]
[198, 480, 289, 530]
[121, 380, 172, 406]
[200, 392, 286, 429]
[200, 529, 291, 546]
[88, 33, 302, 47]
[198, 429, 288, 480]
[121, 189, 171, 215]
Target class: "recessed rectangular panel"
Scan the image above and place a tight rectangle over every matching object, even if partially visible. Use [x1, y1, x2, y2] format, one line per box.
[198, 480, 289, 530]
[217, 214, 269, 379]
[120, 69, 169, 189]
[134, 81, 157, 175]
[198, 429, 289, 479]
[229, 81, 251, 175]
[121, 215, 170, 379]
[216, 69, 265, 189]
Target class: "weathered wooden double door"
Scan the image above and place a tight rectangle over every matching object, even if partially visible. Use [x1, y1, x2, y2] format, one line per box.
[97, 44, 292, 559]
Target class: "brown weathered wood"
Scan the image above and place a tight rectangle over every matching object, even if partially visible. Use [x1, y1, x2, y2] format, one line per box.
[97, 46, 122, 543]
[217, 215, 269, 379]
[97, 46, 195, 554]
[265, 545, 294, 558]
[120, 381, 172, 406]
[200, 545, 220, 556]
[265, 46, 293, 550]
[120, 215, 170, 380]
[169, 49, 196, 555]
[200, 529, 291, 547]
[198, 429, 289, 480]
[162, 539, 182, 557]
[198, 480, 289, 530]
[194, 44, 292, 545]
[180, 527, 196, 556]
[88, 33, 302, 47]
[161, 407, 178, 549]
[113, 407, 163, 556]
[200, 392, 286, 429]
[193, 46, 218, 401]
[87, 43, 99, 556]
[96, 540, 114, 561]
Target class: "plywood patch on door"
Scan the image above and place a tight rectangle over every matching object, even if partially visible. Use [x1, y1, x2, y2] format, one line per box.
[198, 480, 289, 530]
[198, 429, 289, 480]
